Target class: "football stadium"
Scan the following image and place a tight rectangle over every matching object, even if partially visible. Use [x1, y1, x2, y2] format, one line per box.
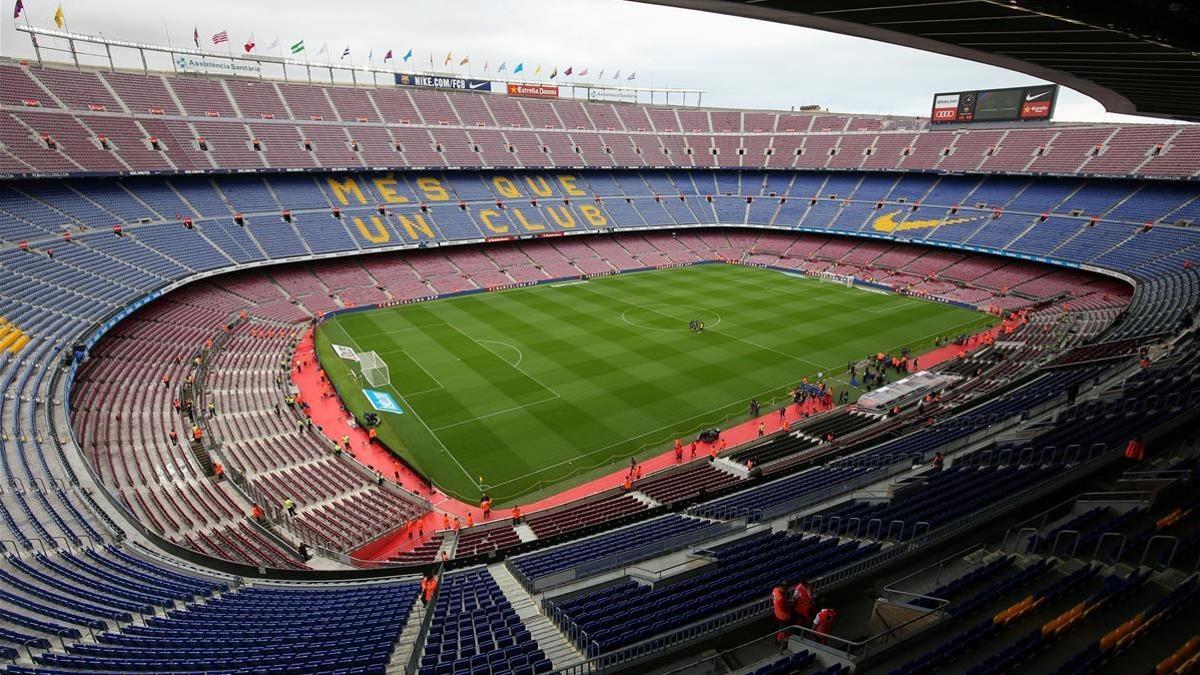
[1, 0, 1199, 673]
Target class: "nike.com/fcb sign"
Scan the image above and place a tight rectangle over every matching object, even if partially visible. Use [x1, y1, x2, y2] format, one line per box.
[930, 84, 1057, 124]
[395, 74, 492, 91]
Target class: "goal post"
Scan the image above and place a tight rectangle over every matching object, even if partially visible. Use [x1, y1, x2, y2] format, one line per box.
[358, 351, 390, 388]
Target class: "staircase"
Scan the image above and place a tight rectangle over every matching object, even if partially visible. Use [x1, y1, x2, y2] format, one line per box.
[386, 595, 429, 674]
[489, 562, 585, 669]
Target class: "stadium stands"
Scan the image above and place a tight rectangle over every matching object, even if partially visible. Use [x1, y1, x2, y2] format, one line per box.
[0, 60, 1198, 179]
[3, 53, 1200, 675]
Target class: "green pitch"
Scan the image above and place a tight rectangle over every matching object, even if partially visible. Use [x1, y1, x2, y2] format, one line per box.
[315, 263, 995, 504]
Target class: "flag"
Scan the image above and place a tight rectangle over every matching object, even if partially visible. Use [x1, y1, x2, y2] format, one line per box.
[514, 63, 523, 74]
[444, 51, 452, 65]
[193, 26, 199, 48]
[384, 49, 393, 61]
[498, 61, 506, 72]
[534, 64, 541, 75]
[549, 67, 557, 79]
[52, 3, 63, 28]
[484, 60, 489, 71]
[628, 71, 636, 80]
[564, 66, 572, 76]
[266, 36, 279, 51]
[341, 45, 350, 59]
[243, 34, 255, 52]
[598, 69, 605, 79]
[579, 68, 588, 76]
[402, 48, 412, 61]
[13, 0, 23, 20]
[459, 55, 469, 65]
[290, 39, 304, 54]
[613, 69, 620, 79]
[317, 42, 328, 56]
[212, 30, 229, 45]
[368, 48, 373, 62]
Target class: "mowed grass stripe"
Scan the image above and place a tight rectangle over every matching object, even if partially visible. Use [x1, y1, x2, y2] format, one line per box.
[315, 263, 996, 503]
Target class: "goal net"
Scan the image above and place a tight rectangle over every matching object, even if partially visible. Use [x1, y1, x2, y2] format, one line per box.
[358, 351, 389, 388]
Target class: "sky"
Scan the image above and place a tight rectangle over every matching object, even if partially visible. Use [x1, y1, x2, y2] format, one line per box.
[0, 0, 1173, 124]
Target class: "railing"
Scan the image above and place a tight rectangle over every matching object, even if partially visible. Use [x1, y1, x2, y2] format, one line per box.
[403, 568, 442, 675]
[999, 489, 1152, 554]
[515, 517, 748, 593]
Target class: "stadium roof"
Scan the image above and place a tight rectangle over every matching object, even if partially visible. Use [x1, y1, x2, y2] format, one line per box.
[635, 0, 1200, 122]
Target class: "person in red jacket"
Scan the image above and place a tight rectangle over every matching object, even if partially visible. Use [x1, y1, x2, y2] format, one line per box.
[812, 608, 837, 644]
[1124, 436, 1146, 461]
[419, 572, 438, 606]
[772, 581, 792, 650]
[790, 579, 815, 629]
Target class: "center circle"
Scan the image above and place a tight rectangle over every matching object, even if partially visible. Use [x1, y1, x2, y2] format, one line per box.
[621, 304, 723, 331]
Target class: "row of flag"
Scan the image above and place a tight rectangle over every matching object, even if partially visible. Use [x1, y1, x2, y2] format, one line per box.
[13, 3, 637, 81]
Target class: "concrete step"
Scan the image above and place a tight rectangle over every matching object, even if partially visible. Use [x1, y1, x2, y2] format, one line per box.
[630, 491, 661, 508]
[514, 523, 538, 543]
[387, 596, 429, 674]
[489, 562, 586, 669]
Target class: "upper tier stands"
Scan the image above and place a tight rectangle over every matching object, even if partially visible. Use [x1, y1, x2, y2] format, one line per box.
[2, 60, 1197, 179]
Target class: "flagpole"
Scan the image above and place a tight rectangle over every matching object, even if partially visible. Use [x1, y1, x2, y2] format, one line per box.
[164, 22, 176, 73]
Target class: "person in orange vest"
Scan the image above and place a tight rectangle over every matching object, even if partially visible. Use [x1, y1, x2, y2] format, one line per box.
[212, 462, 224, 478]
[772, 581, 792, 649]
[161, 373, 170, 387]
[511, 505, 522, 525]
[452, 517, 461, 533]
[623, 475, 633, 492]
[635, 465, 643, 480]
[442, 513, 451, 530]
[480, 494, 492, 520]
[1124, 436, 1146, 461]
[812, 608, 837, 644]
[465, 513, 474, 528]
[250, 504, 264, 522]
[368, 427, 378, 443]
[419, 571, 438, 606]
[191, 425, 203, 441]
[790, 579, 816, 629]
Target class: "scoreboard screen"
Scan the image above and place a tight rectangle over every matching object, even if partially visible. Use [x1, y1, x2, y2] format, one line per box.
[931, 84, 1057, 124]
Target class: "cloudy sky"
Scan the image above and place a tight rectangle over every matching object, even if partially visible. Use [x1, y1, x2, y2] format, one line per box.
[0, 0, 1170, 123]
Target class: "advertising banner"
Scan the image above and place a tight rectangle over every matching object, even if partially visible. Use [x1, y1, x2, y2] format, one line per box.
[507, 82, 559, 99]
[363, 389, 404, 415]
[174, 54, 262, 75]
[587, 87, 637, 103]
[332, 344, 359, 361]
[395, 73, 492, 91]
[931, 93, 960, 122]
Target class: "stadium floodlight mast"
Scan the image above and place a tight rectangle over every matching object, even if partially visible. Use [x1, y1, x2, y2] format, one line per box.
[358, 351, 389, 388]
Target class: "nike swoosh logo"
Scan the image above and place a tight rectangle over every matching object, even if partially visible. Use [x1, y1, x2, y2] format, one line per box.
[872, 211, 978, 233]
[470, 82, 488, 89]
[1025, 91, 1050, 101]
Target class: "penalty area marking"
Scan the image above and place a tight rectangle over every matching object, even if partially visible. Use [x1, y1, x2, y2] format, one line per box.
[475, 339, 524, 367]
